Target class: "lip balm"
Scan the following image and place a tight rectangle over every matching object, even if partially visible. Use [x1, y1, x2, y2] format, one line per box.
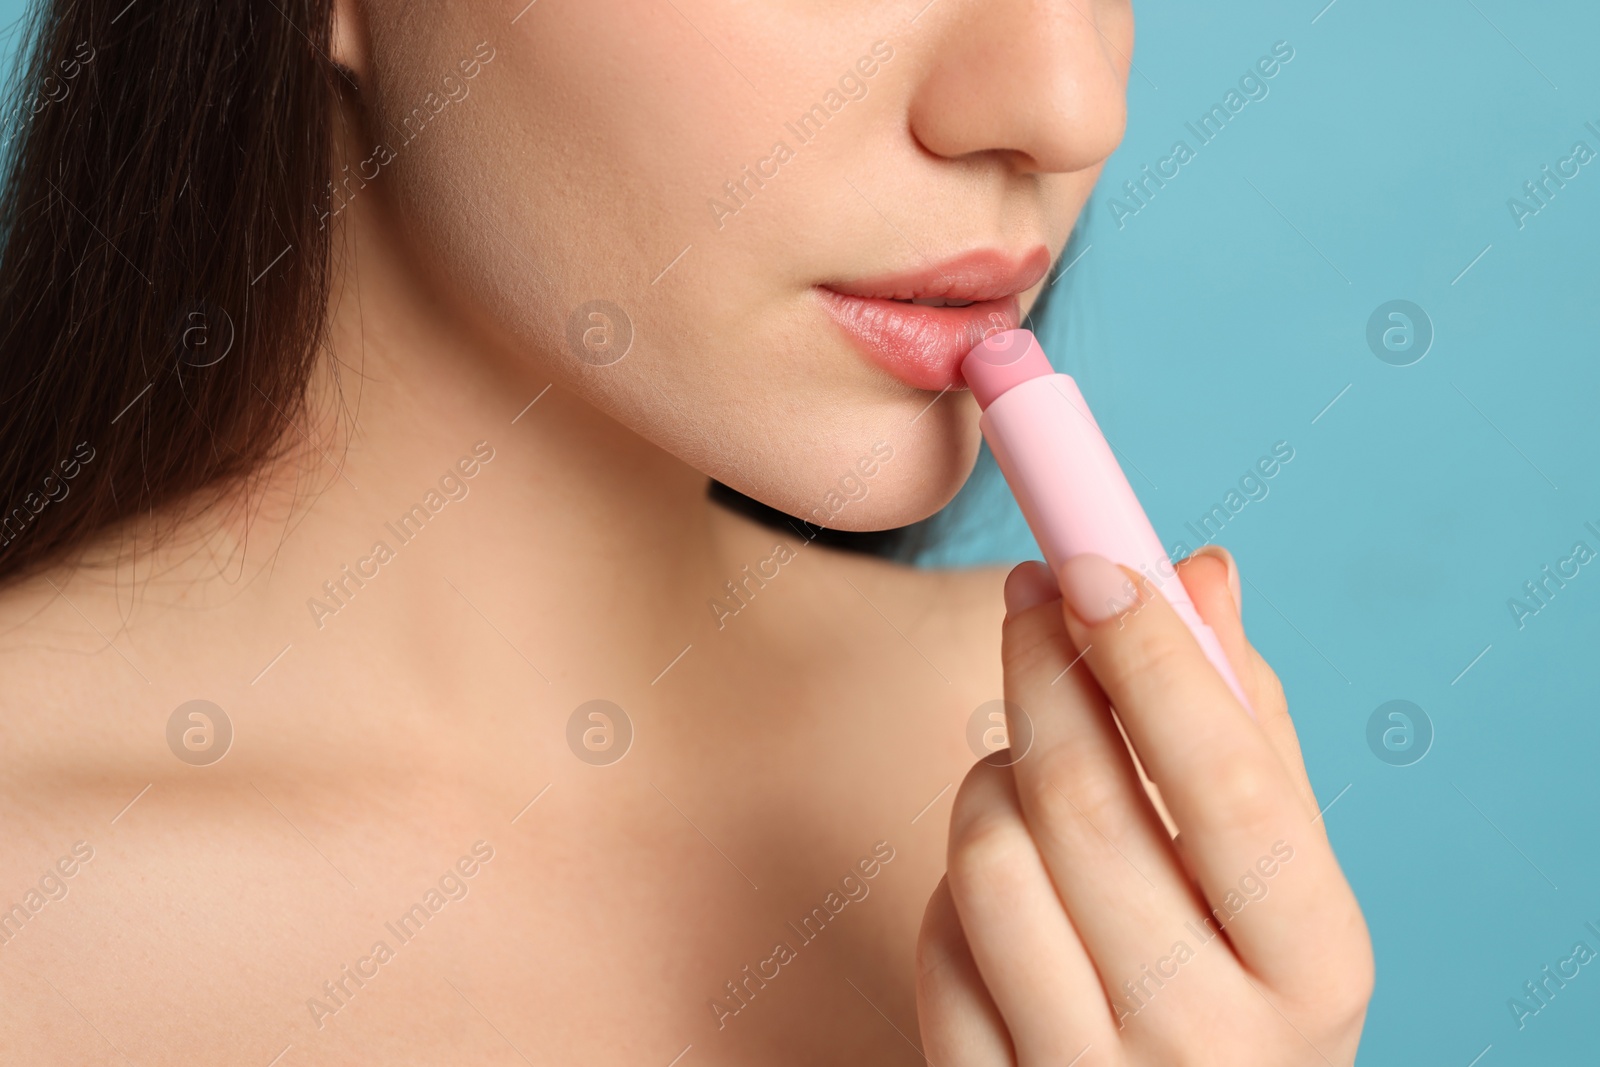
[961, 328, 1252, 715]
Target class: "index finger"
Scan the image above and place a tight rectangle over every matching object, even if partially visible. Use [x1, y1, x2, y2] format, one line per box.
[1052, 552, 1366, 994]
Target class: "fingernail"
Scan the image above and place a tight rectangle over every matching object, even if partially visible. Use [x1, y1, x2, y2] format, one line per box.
[1003, 561, 1061, 617]
[1056, 553, 1139, 624]
[1192, 544, 1242, 617]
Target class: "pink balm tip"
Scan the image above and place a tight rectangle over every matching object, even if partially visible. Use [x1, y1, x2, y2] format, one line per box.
[961, 329, 1053, 410]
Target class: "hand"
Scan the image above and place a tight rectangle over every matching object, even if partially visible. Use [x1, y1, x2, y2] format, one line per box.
[917, 548, 1373, 1065]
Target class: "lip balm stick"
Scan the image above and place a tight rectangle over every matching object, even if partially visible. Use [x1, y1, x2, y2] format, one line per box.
[960, 328, 1252, 715]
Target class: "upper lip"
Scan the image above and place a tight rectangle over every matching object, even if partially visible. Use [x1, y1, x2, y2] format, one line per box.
[819, 246, 1056, 303]
[821, 246, 1053, 304]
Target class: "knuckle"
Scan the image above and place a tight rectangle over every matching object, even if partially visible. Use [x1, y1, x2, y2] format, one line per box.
[1306, 912, 1377, 1027]
[1025, 1033, 1126, 1067]
[912, 930, 945, 985]
[948, 758, 1008, 833]
[1104, 627, 1189, 696]
[946, 806, 1036, 903]
[1334, 953, 1377, 1025]
[1284, 950, 1375, 1038]
[1001, 604, 1070, 681]
[1048, 1044, 1122, 1067]
[1196, 747, 1281, 830]
[1244, 644, 1288, 710]
[1023, 745, 1140, 844]
[1346, 933, 1378, 1018]
[914, 895, 962, 985]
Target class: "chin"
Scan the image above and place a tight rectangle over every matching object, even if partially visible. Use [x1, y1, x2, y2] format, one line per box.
[731, 411, 982, 536]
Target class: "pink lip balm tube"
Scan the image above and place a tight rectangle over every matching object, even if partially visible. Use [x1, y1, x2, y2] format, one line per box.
[960, 328, 1252, 715]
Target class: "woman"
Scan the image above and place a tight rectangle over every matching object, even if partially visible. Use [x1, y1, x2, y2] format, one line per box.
[0, 0, 1372, 1062]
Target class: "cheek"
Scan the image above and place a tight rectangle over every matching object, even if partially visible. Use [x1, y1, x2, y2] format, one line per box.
[359, 4, 997, 530]
[366, 8, 814, 399]
[371, 0, 777, 335]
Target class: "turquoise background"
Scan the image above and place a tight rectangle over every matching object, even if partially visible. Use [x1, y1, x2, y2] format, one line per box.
[926, 1, 1600, 1064]
[4, 0, 1595, 1062]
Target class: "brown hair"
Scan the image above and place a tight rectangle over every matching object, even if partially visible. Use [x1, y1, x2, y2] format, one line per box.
[0, 0, 970, 579]
[0, 0, 338, 581]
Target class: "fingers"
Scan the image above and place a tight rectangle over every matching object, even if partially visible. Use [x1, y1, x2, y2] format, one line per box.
[1178, 546, 1320, 825]
[915, 876, 1015, 1067]
[997, 564, 1222, 988]
[1053, 552, 1367, 993]
[944, 757, 1117, 1062]
[1002, 558, 1061, 616]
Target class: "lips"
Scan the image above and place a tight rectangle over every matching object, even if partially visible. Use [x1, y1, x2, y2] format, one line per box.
[817, 247, 1052, 393]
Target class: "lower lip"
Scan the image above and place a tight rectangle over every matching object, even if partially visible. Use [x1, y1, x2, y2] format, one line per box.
[816, 289, 1023, 392]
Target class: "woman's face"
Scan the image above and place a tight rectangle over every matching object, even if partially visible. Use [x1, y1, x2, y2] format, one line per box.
[345, 0, 1131, 530]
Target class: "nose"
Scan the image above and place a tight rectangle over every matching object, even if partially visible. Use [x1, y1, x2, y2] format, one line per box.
[906, 0, 1131, 175]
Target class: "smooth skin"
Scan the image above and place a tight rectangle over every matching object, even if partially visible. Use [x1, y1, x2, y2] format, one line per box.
[0, 0, 1370, 1063]
[919, 554, 1372, 1065]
